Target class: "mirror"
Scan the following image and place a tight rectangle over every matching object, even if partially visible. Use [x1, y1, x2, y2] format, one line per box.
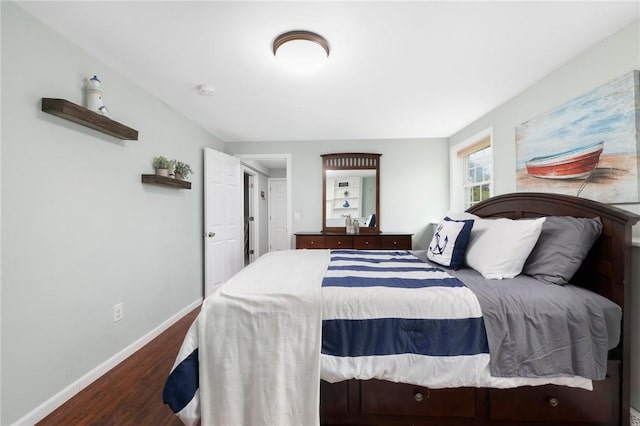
[322, 153, 380, 233]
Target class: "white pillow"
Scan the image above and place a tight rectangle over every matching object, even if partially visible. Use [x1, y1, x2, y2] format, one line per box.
[465, 217, 546, 279]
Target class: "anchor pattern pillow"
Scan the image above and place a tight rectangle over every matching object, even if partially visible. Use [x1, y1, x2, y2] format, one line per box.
[427, 216, 474, 269]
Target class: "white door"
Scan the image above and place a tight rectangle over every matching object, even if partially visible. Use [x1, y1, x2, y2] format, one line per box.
[268, 178, 289, 251]
[204, 148, 243, 297]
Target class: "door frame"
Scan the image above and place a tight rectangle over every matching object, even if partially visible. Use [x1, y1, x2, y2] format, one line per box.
[242, 166, 258, 264]
[235, 153, 292, 250]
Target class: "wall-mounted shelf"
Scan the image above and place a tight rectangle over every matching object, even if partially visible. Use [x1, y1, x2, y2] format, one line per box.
[41, 98, 138, 140]
[141, 174, 191, 190]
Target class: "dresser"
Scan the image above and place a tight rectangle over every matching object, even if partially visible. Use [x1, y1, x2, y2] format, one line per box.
[295, 232, 412, 250]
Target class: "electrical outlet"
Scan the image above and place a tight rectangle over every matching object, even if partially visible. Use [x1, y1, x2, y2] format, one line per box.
[113, 303, 123, 322]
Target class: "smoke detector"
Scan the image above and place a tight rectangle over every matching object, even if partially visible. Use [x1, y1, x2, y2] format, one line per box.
[196, 84, 216, 96]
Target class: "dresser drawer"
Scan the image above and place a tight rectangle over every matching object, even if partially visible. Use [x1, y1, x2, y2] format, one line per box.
[296, 235, 326, 249]
[353, 235, 380, 249]
[325, 235, 353, 249]
[379, 235, 412, 249]
[320, 380, 349, 416]
[489, 361, 619, 423]
[360, 380, 475, 417]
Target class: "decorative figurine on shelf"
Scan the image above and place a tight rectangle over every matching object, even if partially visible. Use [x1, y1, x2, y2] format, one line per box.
[98, 105, 110, 117]
[85, 75, 110, 118]
[353, 219, 360, 234]
[343, 200, 350, 208]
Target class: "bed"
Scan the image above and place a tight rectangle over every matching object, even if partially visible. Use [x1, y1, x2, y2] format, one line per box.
[163, 192, 639, 426]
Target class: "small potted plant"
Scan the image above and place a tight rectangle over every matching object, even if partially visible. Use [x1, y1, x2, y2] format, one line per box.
[152, 156, 172, 177]
[174, 160, 193, 181]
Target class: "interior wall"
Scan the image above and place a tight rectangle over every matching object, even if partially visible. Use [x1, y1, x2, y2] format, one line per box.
[269, 168, 287, 178]
[0, 3, 4, 422]
[225, 138, 449, 250]
[449, 19, 640, 410]
[1, 3, 223, 424]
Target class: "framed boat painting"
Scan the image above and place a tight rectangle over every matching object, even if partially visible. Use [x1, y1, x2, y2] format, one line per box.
[516, 70, 640, 204]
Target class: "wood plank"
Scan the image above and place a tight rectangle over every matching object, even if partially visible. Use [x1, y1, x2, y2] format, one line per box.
[41, 98, 139, 140]
[37, 307, 200, 425]
[141, 174, 192, 189]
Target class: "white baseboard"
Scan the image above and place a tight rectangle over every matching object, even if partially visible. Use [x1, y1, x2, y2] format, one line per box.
[11, 298, 202, 426]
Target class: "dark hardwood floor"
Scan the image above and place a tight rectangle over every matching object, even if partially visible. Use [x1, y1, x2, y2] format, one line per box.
[38, 307, 200, 426]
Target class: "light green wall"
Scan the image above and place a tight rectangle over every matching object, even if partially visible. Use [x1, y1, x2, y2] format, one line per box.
[450, 19, 640, 411]
[226, 138, 450, 250]
[1, 3, 223, 424]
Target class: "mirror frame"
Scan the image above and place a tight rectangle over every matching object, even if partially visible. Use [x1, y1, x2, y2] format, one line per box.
[322, 153, 381, 234]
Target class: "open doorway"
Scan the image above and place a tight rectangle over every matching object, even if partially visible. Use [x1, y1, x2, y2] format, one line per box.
[236, 154, 292, 257]
[243, 171, 256, 266]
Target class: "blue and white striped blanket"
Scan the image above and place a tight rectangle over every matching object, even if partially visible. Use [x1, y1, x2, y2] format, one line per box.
[163, 249, 593, 425]
[320, 250, 492, 387]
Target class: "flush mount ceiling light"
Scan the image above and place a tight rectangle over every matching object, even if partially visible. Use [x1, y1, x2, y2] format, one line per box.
[273, 30, 330, 74]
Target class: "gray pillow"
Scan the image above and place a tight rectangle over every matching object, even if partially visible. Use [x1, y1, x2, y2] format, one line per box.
[522, 216, 603, 285]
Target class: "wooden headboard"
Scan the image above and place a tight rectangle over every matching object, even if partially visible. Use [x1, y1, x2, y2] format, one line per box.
[467, 192, 638, 307]
[468, 192, 639, 426]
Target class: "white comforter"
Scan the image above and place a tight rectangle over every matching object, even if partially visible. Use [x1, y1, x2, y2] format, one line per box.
[196, 249, 330, 426]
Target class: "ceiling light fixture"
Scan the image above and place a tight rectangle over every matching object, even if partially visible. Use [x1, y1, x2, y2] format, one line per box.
[273, 30, 330, 74]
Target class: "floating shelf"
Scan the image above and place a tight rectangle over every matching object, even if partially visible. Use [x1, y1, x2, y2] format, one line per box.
[41, 98, 138, 140]
[141, 174, 191, 190]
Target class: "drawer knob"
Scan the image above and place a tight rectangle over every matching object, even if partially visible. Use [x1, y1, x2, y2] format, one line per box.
[548, 397, 559, 407]
[365, 241, 369, 245]
[393, 241, 397, 245]
[310, 241, 315, 245]
[414, 391, 424, 402]
[337, 241, 342, 245]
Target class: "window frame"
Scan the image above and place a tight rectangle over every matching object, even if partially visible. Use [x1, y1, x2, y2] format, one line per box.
[462, 145, 492, 209]
[449, 127, 494, 212]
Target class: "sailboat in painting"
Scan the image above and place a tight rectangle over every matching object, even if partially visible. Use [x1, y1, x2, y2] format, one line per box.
[525, 141, 604, 179]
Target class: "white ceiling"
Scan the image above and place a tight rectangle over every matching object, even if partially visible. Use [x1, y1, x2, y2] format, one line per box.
[17, 1, 640, 143]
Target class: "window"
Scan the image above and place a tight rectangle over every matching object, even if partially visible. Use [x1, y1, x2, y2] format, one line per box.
[450, 128, 493, 212]
[463, 145, 491, 209]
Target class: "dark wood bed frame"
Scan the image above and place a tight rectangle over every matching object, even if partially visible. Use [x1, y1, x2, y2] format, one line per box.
[320, 192, 639, 426]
